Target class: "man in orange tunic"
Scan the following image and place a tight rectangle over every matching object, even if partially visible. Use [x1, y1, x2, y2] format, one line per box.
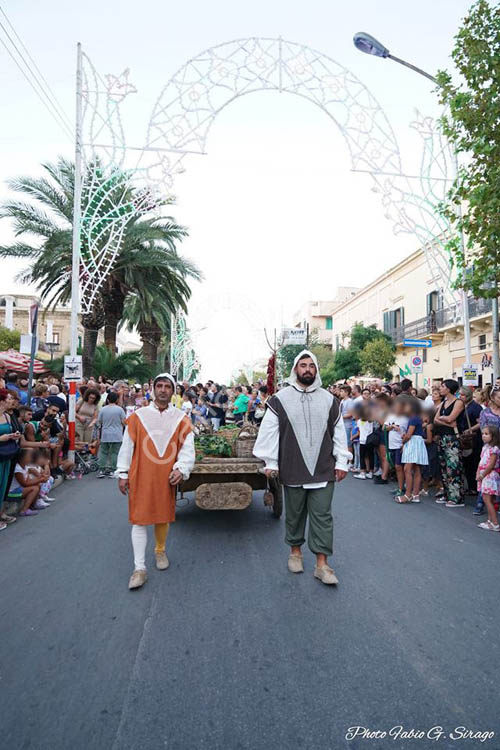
[116, 373, 195, 590]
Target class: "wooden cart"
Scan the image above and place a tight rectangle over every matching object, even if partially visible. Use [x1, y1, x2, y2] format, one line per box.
[179, 456, 283, 518]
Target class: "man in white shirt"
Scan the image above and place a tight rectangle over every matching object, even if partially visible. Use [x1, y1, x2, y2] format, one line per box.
[253, 351, 350, 586]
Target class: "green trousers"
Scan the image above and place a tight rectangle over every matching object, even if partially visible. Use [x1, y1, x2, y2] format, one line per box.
[284, 482, 335, 556]
[98, 442, 121, 472]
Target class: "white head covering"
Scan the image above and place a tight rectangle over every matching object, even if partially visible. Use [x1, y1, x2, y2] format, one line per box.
[153, 372, 176, 390]
[286, 349, 322, 390]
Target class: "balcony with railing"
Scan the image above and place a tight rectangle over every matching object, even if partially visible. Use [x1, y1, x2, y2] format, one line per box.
[387, 297, 493, 345]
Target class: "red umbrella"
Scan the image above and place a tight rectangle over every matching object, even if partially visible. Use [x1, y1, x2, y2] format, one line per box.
[0, 349, 48, 374]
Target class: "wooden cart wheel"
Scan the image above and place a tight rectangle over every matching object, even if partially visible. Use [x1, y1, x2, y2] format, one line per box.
[270, 479, 283, 519]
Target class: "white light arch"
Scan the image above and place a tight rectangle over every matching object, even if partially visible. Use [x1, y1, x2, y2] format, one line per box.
[143, 37, 458, 310]
[145, 37, 401, 188]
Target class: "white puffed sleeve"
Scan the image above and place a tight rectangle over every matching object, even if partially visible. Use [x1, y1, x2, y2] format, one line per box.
[332, 415, 351, 472]
[252, 408, 280, 471]
[116, 426, 134, 479]
[173, 431, 195, 480]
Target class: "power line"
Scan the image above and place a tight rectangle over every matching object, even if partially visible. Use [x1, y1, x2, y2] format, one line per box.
[0, 4, 73, 133]
[0, 8, 73, 140]
[0, 34, 72, 140]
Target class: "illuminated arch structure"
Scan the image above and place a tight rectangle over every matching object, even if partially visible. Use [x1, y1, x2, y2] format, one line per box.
[80, 38, 459, 357]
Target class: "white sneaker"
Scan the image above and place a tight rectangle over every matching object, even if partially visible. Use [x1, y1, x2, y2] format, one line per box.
[373, 468, 382, 477]
[354, 473, 367, 480]
[41, 496, 55, 502]
[478, 520, 500, 531]
[34, 499, 49, 509]
[366, 472, 373, 479]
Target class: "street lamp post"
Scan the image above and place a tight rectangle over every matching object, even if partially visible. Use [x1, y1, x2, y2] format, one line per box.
[353, 32, 473, 371]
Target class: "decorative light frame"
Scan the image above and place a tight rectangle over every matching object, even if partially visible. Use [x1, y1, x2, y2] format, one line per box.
[79, 37, 460, 365]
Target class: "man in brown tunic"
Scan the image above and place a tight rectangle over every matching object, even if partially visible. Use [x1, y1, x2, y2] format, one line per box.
[116, 373, 195, 590]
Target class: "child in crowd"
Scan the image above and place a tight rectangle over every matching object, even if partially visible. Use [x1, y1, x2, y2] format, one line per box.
[350, 417, 360, 472]
[384, 396, 408, 498]
[9, 448, 45, 516]
[181, 392, 193, 418]
[354, 404, 374, 480]
[421, 410, 441, 495]
[476, 425, 500, 532]
[399, 397, 428, 504]
[31, 449, 56, 503]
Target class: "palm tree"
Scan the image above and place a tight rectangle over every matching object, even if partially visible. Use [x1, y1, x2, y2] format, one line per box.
[100, 219, 199, 352]
[121, 283, 176, 366]
[92, 344, 153, 382]
[0, 158, 199, 372]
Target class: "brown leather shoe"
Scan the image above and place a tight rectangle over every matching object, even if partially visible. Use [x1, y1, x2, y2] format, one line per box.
[314, 564, 338, 585]
[155, 552, 170, 571]
[287, 553, 304, 574]
[128, 569, 147, 589]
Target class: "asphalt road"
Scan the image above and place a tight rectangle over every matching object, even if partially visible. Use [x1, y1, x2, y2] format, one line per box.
[1, 473, 499, 750]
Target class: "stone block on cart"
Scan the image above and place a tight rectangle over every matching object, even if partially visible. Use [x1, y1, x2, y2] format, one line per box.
[195, 482, 252, 510]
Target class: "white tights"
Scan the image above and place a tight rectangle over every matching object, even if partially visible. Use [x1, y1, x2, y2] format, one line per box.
[131, 525, 148, 571]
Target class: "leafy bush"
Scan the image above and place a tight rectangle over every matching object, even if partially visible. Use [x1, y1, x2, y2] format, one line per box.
[0, 325, 21, 352]
[93, 345, 154, 382]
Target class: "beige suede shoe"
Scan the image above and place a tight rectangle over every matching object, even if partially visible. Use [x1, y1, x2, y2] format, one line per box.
[155, 552, 170, 570]
[314, 565, 338, 585]
[128, 569, 147, 589]
[287, 553, 304, 574]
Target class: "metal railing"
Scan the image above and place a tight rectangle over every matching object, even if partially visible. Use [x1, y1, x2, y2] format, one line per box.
[387, 297, 493, 344]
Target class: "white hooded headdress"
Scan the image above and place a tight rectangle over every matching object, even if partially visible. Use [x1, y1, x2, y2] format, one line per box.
[286, 349, 322, 391]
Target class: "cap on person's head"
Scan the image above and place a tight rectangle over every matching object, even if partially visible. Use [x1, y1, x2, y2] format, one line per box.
[153, 372, 176, 390]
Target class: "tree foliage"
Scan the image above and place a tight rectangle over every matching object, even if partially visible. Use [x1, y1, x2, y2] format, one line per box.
[331, 348, 362, 381]
[350, 322, 393, 351]
[437, 0, 500, 296]
[0, 158, 200, 373]
[329, 323, 394, 382]
[92, 345, 154, 382]
[359, 338, 396, 380]
[0, 325, 21, 352]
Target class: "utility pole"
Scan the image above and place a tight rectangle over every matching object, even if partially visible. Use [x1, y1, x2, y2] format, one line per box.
[68, 42, 83, 461]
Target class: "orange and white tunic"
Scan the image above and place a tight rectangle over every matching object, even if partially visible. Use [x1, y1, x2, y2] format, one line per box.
[116, 402, 195, 525]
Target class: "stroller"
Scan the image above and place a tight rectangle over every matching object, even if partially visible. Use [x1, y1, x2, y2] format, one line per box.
[74, 445, 99, 475]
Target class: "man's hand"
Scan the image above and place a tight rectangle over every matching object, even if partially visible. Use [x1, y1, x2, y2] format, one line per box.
[169, 468, 183, 486]
[264, 469, 279, 479]
[335, 469, 347, 482]
[118, 478, 129, 495]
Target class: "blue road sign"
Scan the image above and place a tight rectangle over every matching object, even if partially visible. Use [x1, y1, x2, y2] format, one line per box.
[403, 339, 432, 348]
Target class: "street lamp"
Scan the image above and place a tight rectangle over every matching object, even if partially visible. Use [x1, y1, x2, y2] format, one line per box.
[353, 31, 473, 371]
[353, 33, 437, 82]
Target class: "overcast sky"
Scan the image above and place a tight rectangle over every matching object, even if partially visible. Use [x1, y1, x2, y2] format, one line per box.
[0, 0, 473, 381]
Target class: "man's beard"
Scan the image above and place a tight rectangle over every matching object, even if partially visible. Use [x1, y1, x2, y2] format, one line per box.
[296, 373, 315, 386]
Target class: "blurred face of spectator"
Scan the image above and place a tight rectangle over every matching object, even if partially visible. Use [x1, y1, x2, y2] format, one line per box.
[490, 388, 500, 409]
[46, 404, 60, 418]
[5, 392, 15, 410]
[362, 389, 370, 401]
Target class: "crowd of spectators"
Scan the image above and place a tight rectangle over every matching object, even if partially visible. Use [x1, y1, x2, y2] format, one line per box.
[332, 376, 500, 532]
